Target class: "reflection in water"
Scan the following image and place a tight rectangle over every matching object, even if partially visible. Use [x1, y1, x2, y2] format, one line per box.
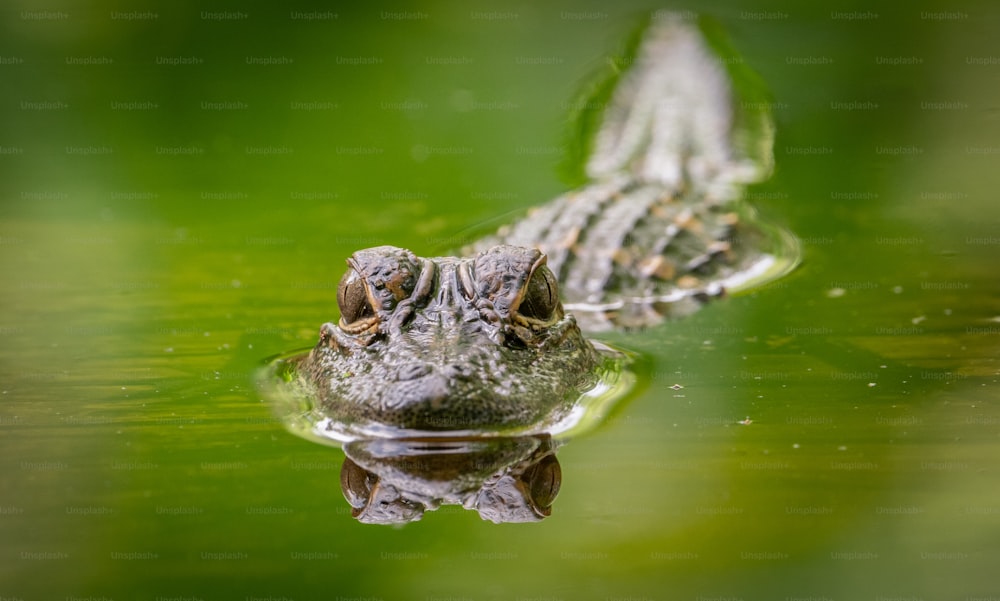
[257, 349, 642, 525]
[339, 436, 561, 524]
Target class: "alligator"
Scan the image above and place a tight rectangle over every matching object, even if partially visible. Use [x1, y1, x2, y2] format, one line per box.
[296, 13, 798, 439]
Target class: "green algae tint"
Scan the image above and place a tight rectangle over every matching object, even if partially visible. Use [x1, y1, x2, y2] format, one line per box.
[3, 1, 1000, 597]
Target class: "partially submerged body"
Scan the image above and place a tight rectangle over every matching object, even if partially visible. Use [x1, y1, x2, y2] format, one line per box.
[297, 14, 797, 436]
[304, 245, 603, 434]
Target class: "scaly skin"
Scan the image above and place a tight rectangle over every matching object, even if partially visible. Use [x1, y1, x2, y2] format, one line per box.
[302, 245, 600, 433]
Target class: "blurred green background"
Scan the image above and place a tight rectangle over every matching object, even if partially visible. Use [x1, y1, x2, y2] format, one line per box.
[2, 0, 999, 599]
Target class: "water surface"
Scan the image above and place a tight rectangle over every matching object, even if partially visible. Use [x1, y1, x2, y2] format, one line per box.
[2, 1, 999, 599]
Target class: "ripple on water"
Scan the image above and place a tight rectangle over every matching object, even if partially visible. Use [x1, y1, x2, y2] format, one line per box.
[256, 341, 639, 446]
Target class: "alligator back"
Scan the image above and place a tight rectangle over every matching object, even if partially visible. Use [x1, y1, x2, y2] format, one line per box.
[469, 14, 799, 330]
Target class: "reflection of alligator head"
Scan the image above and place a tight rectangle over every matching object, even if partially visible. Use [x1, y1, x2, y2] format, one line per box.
[339, 435, 561, 524]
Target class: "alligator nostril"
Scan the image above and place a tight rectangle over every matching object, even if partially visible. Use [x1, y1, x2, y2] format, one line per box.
[441, 363, 471, 379]
[396, 363, 432, 381]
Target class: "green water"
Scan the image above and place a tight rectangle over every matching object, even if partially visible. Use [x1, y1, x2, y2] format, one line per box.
[3, 1, 999, 599]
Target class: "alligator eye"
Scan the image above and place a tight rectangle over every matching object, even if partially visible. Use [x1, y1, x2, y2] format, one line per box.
[518, 266, 559, 320]
[340, 457, 378, 518]
[337, 270, 375, 325]
[524, 454, 561, 513]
